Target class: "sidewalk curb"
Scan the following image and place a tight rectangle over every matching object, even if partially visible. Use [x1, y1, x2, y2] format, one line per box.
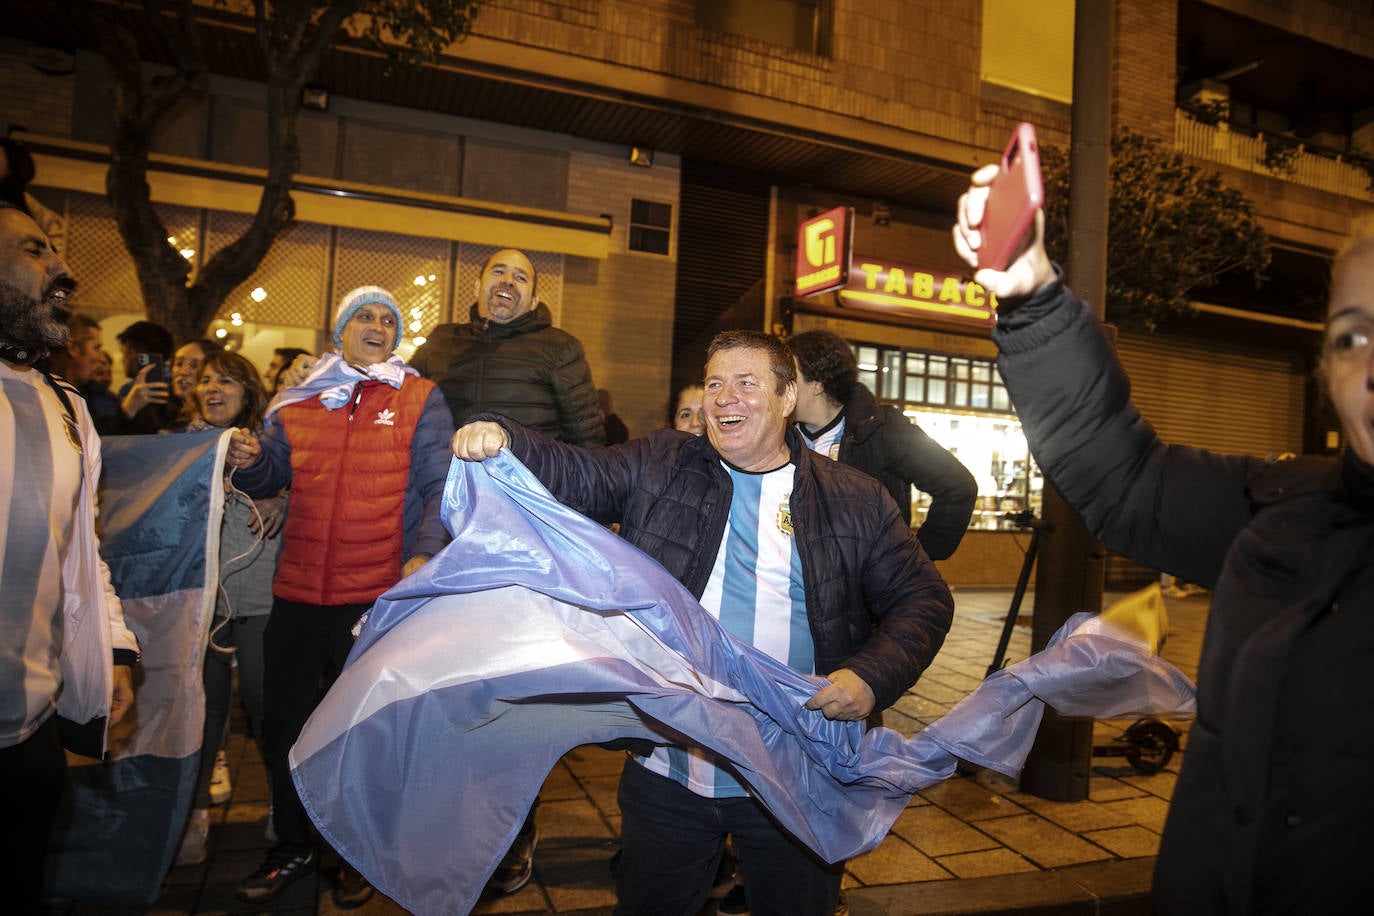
[845, 856, 1155, 915]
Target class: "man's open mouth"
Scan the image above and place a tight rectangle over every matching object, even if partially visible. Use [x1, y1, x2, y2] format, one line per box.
[717, 415, 745, 428]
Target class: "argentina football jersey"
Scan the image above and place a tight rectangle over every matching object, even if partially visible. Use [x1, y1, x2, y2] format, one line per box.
[637, 461, 813, 797]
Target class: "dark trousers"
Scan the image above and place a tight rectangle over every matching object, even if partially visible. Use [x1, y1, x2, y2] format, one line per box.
[0, 715, 66, 913]
[193, 614, 269, 808]
[261, 597, 370, 847]
[614, 758, 843, 916]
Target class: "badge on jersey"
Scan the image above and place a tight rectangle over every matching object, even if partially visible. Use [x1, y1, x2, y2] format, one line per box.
[776, 493, 794, 538]
[62, 413, 83, 454]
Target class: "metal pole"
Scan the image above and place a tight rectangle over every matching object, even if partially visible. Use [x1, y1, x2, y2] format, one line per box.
[1019, 0, 1113, 802]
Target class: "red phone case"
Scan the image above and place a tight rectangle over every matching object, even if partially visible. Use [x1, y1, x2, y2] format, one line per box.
[979, 122, 1043, 271]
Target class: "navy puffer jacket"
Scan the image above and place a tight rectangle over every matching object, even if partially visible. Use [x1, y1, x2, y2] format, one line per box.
[485, 418, 954, 712]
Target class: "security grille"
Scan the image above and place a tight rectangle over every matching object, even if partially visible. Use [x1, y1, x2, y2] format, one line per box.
[333, 227, 450, 345]
[63, 191, 200, 319]
[206, 212, 331, 329]
[455, 244, 564, 326]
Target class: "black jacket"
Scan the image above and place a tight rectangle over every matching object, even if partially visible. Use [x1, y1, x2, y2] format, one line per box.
[814, 383, 977, 560]
[485, 418, 954, 712]
[412, 302, 604, 447]
[994, 279, 1374, 915]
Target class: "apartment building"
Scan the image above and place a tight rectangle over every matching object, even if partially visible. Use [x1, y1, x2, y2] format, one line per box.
[1, 0, 1367, 583]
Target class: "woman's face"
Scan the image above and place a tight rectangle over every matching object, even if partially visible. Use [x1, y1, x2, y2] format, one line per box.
[171, 342, 208, 399]
[194, 366, 247, 429]
[673, 385, 706, 436]
[1326, 240, 1374, 464]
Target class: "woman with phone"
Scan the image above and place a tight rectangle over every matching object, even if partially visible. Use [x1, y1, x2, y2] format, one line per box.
[171, 350, 284, 867]
[954, 164, 1374, 913]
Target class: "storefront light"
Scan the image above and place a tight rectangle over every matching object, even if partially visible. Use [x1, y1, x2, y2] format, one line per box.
[250, 287, 267, 302]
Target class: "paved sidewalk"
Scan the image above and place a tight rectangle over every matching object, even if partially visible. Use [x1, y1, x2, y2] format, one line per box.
[57, 587, 1205, 915]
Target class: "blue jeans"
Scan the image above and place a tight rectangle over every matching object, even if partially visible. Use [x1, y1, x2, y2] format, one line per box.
[614, 757, 843, 916]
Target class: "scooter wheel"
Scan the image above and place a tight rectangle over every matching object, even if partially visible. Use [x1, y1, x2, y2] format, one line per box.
[1123, 719, 1179, 774]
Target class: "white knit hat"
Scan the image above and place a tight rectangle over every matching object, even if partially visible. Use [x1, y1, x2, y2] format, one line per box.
[333, 286, 402, 351]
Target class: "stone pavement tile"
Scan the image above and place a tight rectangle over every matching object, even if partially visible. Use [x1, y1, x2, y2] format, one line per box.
[847, 834, 953, 884]
[1119, 769, 1178, 800]
[1088, 776, 1148, 803]
[909, 680, 969, 706]
[881, 707, 922, 735]
[579, 773, 622, 819]
[890, 803, 1000, 857]
[920, 775, 1027, 821]
[1083, 825, 1161, 859]
[934, 847, 1039, 879]
[561, 745, 626, 779]
[975, 813, 1112, 868]
[1015, 795, 1136, 832]
[1059, 856, 1156, 912]
[891, 693, 950, 720]
[1097, 795, 1172, 834]
[535, 837, 621, 912]
[922, 669, 984, 694]
[472, 880, 550, 914]
[541, 761, 584, 800]
[540, 797, 617, 841]
[847, 869, 1095, 916]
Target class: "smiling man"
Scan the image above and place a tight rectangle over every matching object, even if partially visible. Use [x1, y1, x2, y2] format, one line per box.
[0, 203, 138, 910]
[226, 285, 453, 907]
[451, 329, 953, 915]
[411, 247, 604, 451]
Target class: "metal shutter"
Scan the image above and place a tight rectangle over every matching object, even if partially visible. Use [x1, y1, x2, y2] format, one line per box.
[1115, 331, 1305, 458]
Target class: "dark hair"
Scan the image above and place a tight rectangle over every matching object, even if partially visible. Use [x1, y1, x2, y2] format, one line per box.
[186, 350, 269, 431]
[177, 338, 224, 361]
[705, 330, 796, 392]
[271, 346, 311, 390]
[66, 312, 100, 336]
[787, 329, 858, 405]
[667, 382, 704, 428]
[0, 137, 35, 187]
[116, 320, 174, 358]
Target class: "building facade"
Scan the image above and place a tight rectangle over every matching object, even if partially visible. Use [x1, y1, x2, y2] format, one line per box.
[2, 0, 1369, 583]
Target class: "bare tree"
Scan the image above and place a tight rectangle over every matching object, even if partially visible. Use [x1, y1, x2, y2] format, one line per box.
[80, 0, 483, 342]
[1041, 128, 1271, 331]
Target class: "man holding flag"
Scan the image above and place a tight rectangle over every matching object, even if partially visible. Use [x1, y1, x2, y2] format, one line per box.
[451, 329, 953, 915]
[0, 202, 138, 910]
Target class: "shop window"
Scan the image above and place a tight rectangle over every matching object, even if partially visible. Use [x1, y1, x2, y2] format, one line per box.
[629, 199, 672, 255]
[849, 340, 1038, 530]
[696, 0, 830, 55]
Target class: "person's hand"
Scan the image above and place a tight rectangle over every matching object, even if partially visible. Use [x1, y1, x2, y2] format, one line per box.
[451, 421, 509, 460]
[120, 364, 170, 417]
[402, 554, 429, 578]
[952, 163, 1056, 300]
[804, 668, 876, 721]
[109, 664, 135, 728]
[281, 354, 319, 390]
[250, 494, 286, 538]
[226, 427, 262, 470]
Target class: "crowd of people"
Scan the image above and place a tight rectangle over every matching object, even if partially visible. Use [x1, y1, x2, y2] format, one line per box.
[4, 146, 1371, 916]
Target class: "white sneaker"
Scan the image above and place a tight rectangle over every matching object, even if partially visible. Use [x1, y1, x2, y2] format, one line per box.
[175, 808, 210, 867]
[209, 750, 232, 805]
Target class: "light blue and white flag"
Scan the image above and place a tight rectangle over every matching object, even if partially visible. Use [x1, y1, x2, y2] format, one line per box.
[47, 429, 229, 904]
[291, 451, 1196, 915]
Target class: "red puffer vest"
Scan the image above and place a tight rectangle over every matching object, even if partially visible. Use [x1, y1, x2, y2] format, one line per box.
[272, 378, 436, 605]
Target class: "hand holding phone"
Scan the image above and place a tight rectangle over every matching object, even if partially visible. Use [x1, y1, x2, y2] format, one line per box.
[977, 122, 1043, 271]
[136, 351, 167, 385]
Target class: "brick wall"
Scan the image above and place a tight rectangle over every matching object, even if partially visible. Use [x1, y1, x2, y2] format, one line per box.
[564, 149, 679, 438]
[1113, 0, 1178, 141]
[0, 49, 75, 138]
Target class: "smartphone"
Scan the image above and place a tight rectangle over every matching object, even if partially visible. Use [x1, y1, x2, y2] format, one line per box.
[979, 122, 1044, 271]
[137, 351, 167, 385]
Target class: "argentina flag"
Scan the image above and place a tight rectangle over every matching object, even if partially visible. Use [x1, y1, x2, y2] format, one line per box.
[47, 429, 230, 904]
[291, 451, 1196, 915]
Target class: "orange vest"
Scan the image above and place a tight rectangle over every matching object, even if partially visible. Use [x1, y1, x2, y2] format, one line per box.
[271, 378, 435, 605]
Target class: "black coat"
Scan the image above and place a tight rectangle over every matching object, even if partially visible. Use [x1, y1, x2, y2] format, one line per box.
[993, 280, 1374, 915]
[827, 383, 977, 560]
[411, 302, 604, 447]
[486, 418, 955, 712]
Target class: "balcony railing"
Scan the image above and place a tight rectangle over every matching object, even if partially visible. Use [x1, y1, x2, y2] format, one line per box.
[1174, 109, 1374, 201]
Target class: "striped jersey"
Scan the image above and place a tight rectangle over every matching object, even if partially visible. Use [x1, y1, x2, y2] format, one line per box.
[1, 362, 85, 747]
[799, 414, 846, 462]
[637, 461, 813, 797]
